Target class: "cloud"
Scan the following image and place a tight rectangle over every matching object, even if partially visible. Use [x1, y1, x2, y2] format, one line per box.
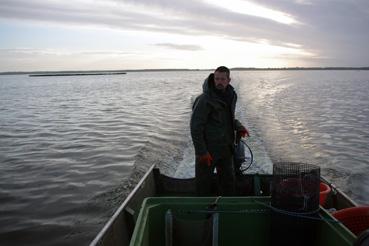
[0, 0, 301, 45]
[154, 43, 203, 51]
[294, 0, 313, 5]
[203, 0, 299, 25]
[1, 0, 369, 67]
[0, 48, 137, 56]
[0, 47, 153, 71]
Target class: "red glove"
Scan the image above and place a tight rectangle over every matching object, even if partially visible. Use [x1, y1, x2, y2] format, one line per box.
[198, 153, 213, 167]
[239, 126, 250, 138]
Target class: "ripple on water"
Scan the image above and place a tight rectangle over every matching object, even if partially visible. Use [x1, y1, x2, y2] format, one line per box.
[0, 71, 208, 245]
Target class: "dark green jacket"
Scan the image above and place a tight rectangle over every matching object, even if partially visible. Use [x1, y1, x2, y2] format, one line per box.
[190, 73, 243, 159]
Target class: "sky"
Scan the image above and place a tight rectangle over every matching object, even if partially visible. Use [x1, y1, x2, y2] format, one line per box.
[0, 0, 369, 72]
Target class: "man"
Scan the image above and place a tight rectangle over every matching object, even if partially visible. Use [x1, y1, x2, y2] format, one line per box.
[190, 66, 249, 196]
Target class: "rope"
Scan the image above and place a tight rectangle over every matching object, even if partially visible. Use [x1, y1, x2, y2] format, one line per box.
[253, 200, 340, 223]
[239, 139, 254, 173]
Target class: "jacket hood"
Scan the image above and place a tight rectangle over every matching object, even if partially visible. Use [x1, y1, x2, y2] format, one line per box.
[202, 73, 235, 96]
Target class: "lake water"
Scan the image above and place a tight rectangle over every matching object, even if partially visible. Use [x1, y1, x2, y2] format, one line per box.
[1, 70, 368, 245]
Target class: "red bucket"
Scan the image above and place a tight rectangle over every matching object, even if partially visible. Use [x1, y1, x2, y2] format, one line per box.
[319, 182, 331, 206]
[332, 206, 369, 236]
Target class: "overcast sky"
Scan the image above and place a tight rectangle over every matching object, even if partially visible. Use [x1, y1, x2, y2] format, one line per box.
[0, 0, 368, 71]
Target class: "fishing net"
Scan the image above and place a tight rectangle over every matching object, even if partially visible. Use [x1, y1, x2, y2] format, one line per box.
[271, 162, 320, 212]
[271, 162, 321, 246]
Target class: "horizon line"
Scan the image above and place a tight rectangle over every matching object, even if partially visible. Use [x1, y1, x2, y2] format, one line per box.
[1, 66, 369, 75]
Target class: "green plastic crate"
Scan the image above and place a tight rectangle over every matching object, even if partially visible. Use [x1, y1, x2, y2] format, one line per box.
[129, 197, 356, 246]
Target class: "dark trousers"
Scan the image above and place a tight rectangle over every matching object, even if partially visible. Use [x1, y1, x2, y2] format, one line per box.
[195, 154, 236, 196]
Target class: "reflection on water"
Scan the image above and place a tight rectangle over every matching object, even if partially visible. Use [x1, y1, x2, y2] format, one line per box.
[236, 70, 369, 204]
[1, 70, 369, 245]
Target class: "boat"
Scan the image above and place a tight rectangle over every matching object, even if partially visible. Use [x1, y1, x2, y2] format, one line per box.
[89, 162, 369, 246]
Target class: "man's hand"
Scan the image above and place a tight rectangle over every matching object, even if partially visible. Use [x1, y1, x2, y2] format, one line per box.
[238, 126, 250, 138]
[198, 153, 213, 167]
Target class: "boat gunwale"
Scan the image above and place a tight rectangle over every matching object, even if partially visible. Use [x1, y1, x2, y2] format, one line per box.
[89, 164, 156, 246]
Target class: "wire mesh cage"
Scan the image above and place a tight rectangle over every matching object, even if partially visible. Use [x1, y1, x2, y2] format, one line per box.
[271, 162, 321, 246]
[271, 162, 320, 213]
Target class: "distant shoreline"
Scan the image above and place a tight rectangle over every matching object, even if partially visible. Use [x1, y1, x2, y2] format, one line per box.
[1, 67, 369, 75]
[29, 72, 127, 77]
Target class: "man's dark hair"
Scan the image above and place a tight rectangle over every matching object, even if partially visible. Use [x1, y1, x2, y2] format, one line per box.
[215, 66, 230, 78]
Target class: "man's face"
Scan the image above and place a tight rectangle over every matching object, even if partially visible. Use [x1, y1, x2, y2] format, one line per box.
[214, 71, 231, 91]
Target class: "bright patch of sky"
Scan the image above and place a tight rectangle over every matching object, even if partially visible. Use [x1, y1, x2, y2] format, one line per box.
[203, 0, 298, 25]
[0, 0, 368, 71]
